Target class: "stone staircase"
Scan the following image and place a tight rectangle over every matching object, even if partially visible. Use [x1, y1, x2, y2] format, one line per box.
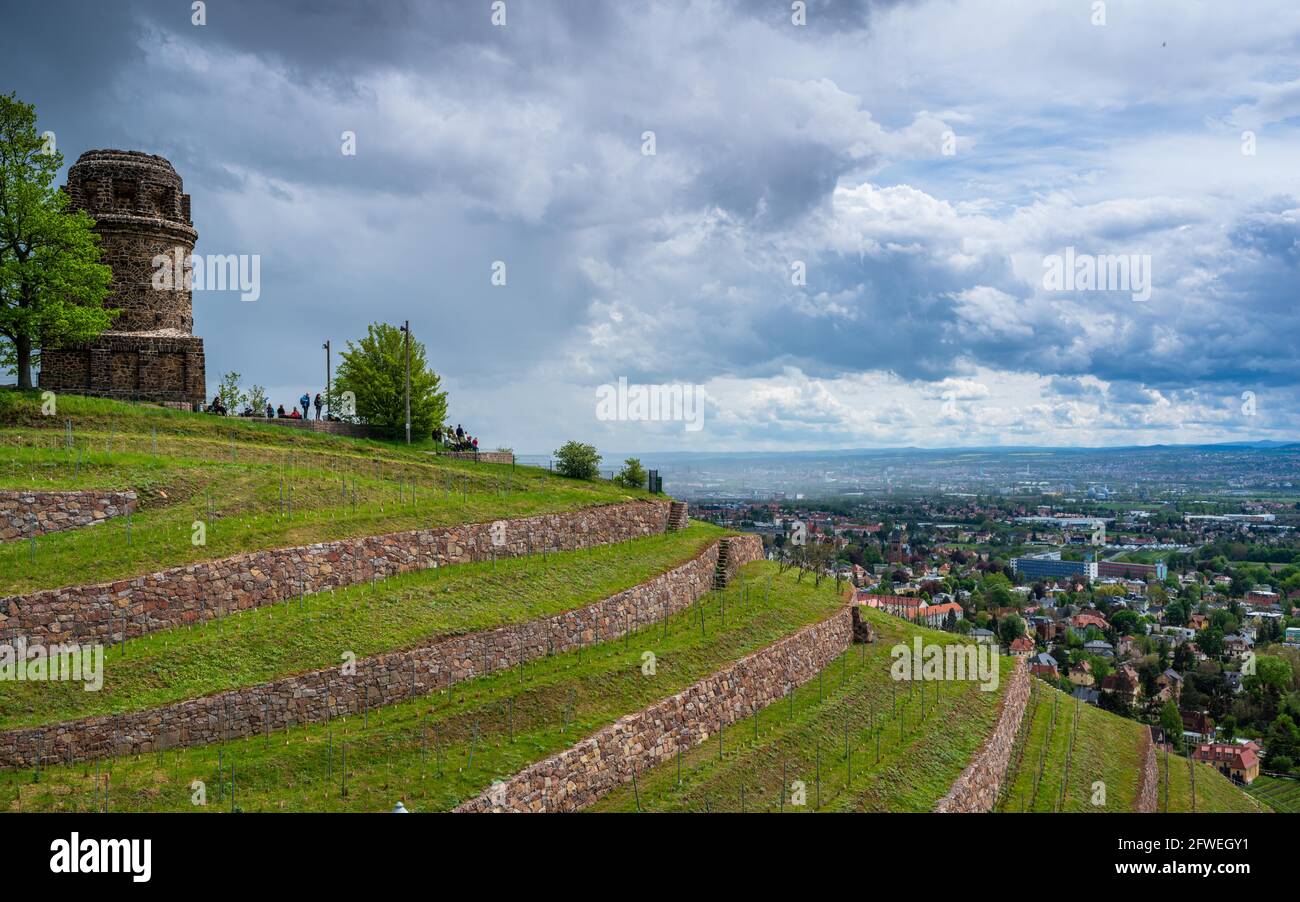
[712, 537, 733, 589]
[666, 501, 689, 531]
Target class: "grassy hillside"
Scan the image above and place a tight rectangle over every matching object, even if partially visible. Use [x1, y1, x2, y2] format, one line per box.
[2, 562, 846, 813]
[999, 679, 1262, 813]
[1245, 774, 1298, 812]
[592, 610, 1011, 813]
[999, 679, 1143, 812]
[0, 523, 726, 730]
[0, 392, 647, 594]
[1154, 746, 1265, 813]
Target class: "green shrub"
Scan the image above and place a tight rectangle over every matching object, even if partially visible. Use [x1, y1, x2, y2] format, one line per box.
[554, 440, 601, 480]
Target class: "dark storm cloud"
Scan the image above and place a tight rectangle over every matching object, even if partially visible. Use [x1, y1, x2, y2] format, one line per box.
[3, 0, 1300, 449]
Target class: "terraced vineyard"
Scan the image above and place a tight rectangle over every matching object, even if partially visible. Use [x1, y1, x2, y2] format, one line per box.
[2, 562, 842, 812]
[0, 393, 646, 594]
[1154, 747, 1265, 813]
[999, 680, 1262, 813]
[591, 612, 1011, 813]
[1245, 775, 1299, 812]
[0, 392, 1272, 817]
[0, 523, 726, 729]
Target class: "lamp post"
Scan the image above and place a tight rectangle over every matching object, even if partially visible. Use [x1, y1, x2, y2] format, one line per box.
[322, 340, 331, 419]
[399, 321, 411, 444]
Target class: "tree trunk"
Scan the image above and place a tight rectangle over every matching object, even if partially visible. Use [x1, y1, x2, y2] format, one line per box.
[15, 334, 32, 390]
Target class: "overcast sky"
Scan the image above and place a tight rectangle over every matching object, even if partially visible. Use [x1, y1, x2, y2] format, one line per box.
[5, 0, 1300, 452]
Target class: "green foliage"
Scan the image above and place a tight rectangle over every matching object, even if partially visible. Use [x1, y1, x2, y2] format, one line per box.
[1159, 699, 1183, 750]
[1268, 755, 1294, 774]
[1248, 655, 1293, 695]
[1266, 714, 1300, 765]
[334, 322, 447, 438]
[998, 613, 1026, 644]
[246, 383, 269, 413]
[215, 371, 246, 411]
[554, 440, 601, 480]
[614, 457, 647, 489]
[1110, 609, 1140, 635]
[0, 93, 114, 387]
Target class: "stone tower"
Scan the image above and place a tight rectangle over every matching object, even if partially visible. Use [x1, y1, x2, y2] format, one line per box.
[39, 150, 205, 409]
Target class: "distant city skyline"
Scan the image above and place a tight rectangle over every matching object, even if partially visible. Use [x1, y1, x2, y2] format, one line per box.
[4, 1, 1300, 451]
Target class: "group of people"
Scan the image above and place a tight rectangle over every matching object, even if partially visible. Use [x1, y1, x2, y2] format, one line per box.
[435, 423, 478, 452]
[207, 392, 328, 420]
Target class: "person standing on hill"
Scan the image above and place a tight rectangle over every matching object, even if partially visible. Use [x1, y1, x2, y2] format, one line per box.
[314, 392, 323, 419]
[299, 392, 310, 419]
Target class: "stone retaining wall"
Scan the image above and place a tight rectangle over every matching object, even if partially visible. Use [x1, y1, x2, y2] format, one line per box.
[454, 598, 853, 813]
[0, 534, 762, 768]
[933, 656, 1030, 813]
[0, 490, 137, 542]
[1137, 727, 1158, 812]
[1, 499, 670, 645]
[437, 451, 515, 465]
[238, 417, 389, 439]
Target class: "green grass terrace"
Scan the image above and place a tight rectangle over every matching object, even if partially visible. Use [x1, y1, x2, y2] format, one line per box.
[0, 523, 727, 730]
[0, 391, 651, 594]
[591, 611, 1011, 813]
[3, 562, 844, 812]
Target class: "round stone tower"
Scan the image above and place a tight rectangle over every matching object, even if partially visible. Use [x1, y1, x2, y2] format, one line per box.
[39, 150, 206, 409]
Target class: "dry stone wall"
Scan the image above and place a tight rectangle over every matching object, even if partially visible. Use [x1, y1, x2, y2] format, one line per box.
[1137, 727, 1158, 812]
[240, 417, 389, 439]
[1, 499, 670, 645]
[0, 535, 761, 768]
[437, 451, 515, 465]
[933, 656, 1030, 812]
[0, 491, 137, 542]
[455, 598, 852, 813]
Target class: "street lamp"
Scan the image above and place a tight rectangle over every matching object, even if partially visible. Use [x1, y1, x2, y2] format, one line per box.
[322, 340, 331, 419]
[398, 321, 411, 444]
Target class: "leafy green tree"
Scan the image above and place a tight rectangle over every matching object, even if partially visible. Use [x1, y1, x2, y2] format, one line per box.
[215, 371, 246, 412]
[1159, 698, 1184, 750]
[334, 322, 447, 439]
[1164, 599, 1188, 626]
[1248, 655, 1293, 696]
[0, 93, 113, 388]
[998, 613, 1026, 645]
[614, 457, 647, 490]
[1111, 609, 1140, 635]
[1266, 714, 1300, 765]
[554, 440, 601, 480]
[247, 383, 269, 414]
[1198, 629, 1224, 658]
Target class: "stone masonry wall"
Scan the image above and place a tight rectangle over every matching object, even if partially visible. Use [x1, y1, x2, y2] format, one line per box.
[240, 416, 389, 439]
[933, 656, 1030, 812]
[0, 491, 137, 542]
[0, 535, 762, 768]
[40, 150, 206, 408]
[1, 499, 670, 645]
[1137, 727, 1158, 813]
[437, 451, 516, 465]
[455, 598, 852, 813]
